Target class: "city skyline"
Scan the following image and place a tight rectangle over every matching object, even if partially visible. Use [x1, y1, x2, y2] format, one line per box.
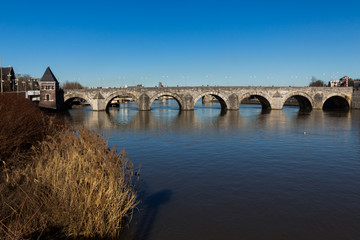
[1, 0, 359, 87]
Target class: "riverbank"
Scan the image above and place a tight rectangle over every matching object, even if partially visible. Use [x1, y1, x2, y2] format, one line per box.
[0, 94, 138, 239]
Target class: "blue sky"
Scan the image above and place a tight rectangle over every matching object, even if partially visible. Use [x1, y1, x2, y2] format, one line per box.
[1, 0, 359, 87]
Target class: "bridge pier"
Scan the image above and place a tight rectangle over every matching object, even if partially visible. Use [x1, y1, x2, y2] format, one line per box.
[182, 94, 195, 111]
[226, 93, 240, 110]
[90, 93, 107, 111]
[91, 99, 107, 111]
[269, 98, 283, 110]
[138, 93, 151, 111]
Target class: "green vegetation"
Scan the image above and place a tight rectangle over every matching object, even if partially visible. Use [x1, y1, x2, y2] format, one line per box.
[0, 94, 139, 239]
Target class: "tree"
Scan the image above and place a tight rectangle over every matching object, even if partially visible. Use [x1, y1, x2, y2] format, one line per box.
[61, 81, 85, 90]
[16, 74, 38, 91]
[309, 76, 327, 87]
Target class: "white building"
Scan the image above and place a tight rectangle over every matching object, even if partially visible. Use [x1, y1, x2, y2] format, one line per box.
[329, 80, 340, 87]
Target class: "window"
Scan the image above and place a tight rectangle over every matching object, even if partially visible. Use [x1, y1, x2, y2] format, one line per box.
[52, 85, 54, 90]
[46, 94, 50, 101]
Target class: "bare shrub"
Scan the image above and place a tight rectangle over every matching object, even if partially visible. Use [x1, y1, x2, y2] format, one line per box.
[0, 94, 62, 169]
[0, 94, 63, 240]
[32, 128, 139, 238]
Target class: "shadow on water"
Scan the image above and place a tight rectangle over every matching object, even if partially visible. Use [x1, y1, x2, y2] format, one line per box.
[122, 189, 173, 240]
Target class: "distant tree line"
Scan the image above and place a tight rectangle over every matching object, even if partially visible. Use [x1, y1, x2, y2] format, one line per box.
[309, 76, 358, 87]
[61, 81, 86, 90]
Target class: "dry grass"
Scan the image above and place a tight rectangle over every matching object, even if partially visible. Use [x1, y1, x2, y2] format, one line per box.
[0, 94, 139, 239]
[32, 128, 139, 238]
[0, 94, 59, 240]
[0, 194, 46, 240]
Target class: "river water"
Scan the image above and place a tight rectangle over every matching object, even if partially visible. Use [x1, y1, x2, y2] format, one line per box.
[66, 101, 360, 240]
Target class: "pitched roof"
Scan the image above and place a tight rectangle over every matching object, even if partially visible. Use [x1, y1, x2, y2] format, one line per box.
[40, 67, 58, 82]
[0, 67, 15, 80]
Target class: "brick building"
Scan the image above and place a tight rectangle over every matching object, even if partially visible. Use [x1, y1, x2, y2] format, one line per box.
[38, 67, 63, 110]
[0, 66, 16, 92]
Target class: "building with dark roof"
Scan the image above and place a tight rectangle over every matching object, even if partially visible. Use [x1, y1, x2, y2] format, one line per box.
[0, 66, 16, 92]
[38, 67, 63, 110]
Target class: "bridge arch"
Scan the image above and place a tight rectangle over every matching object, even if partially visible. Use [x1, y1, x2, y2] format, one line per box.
[104, 91, 139, 110]
[64, 93, 93, 110]
[281, 92, 313, 111]
[239, 92, 272, 110]
[193, 92, 230, 110]
[322, 94, 350, 111]
[149, 92, 184, 110]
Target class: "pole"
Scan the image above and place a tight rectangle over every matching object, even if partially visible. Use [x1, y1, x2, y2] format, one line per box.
[0, 57, 2, 92]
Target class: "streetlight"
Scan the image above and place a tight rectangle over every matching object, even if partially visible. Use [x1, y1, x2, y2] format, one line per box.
[291, 74, 298, 87]
[0, 57, 2, 92]
[250, 74, 256, 86]
[7, 72, 12, 91]
[0, 67, 2, 92]
[22, 81, 26, 92]
[161, 74, 168, 87]
[205, 74, 212, 86]
[224, 75, 232, 86]
[15, 78, 18, 93]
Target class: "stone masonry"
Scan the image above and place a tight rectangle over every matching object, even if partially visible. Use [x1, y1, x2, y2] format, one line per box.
[63, 86, 354, 111]
[352, 89, 360, 109]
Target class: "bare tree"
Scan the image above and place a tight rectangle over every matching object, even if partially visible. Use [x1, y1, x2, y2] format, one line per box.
[309, 76, 327, 87]
[61, 81, 85, 90]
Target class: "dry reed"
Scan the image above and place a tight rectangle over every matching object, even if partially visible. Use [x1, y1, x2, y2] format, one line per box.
[32, 128, 139, 238]
[0, 94, 139, 239]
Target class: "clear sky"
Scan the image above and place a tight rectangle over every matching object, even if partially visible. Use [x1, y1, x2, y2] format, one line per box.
[1, 0, 359, 87]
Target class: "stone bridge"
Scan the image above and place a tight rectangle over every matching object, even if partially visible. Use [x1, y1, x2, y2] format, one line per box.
[63, 86, 353, 111]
